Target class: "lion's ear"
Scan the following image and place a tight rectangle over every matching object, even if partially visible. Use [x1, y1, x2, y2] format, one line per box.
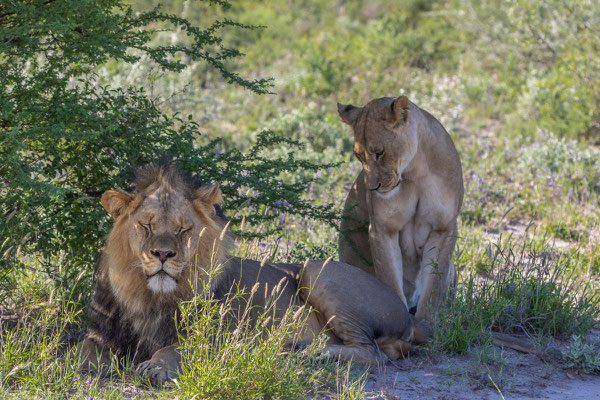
[193, 184, 222, 217]
[391, 96, 410, 125]
[101, 190, 133, 219]
[337, 102, 362, 125]
[194, 184, 223, 206]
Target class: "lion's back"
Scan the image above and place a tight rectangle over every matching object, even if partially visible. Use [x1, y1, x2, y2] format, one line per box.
[211, 257, 302, 328]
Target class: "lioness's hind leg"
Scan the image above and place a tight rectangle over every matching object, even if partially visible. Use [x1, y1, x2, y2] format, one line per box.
[414, 224, 458, 322]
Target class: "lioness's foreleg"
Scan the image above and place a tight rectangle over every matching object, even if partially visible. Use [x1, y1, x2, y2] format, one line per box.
[137, 345, 181, 385]
[413, 224, 457, 321]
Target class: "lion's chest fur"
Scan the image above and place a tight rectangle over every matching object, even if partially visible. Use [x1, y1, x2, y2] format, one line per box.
[121, 301, 180, 360]
[371, 174, 455, 241]
[88, 268, 181, 362]
[368, 172, 459, 295]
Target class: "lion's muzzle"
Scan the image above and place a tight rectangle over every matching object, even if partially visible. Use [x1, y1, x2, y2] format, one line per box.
[143, 233, 183, 293]
[150, 249, 176, 263]
[146, 269, 178, 293]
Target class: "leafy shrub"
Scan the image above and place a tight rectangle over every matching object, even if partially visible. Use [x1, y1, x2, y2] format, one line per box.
[287, 242, 337, 264]
[462, 0, 600, 139]
[0, 0, 338, 299]
[562, 334, 600, 374]
[266, 102, 349, 154]
[516, 131, 600, 201]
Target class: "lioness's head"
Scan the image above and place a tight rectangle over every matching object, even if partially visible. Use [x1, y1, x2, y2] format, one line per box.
[100, 163, 227, 296]
[338, 96, 417, 194]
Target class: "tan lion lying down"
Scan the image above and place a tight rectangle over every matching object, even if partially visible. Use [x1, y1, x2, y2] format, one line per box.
[81, 163, 431, 384]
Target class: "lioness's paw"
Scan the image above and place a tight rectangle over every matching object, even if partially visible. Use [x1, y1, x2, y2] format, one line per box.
[137, 360, 173, 386]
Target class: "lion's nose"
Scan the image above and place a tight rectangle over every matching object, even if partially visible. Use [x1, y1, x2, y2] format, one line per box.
[151, 249, 176, 263]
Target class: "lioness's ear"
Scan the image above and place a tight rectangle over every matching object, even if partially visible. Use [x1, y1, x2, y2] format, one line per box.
[194, 184, 223, 206]
[337, 102, 362, 125]
[391, 96, 410, 125]
[101, 190, 133, 219]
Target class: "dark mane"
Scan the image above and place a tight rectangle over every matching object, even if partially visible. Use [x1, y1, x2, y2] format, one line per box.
[134, 160, 198, 199]
[134, 160, 227, 221]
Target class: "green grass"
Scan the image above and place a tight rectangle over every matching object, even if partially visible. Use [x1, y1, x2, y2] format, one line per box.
[174, 270, 328, 399]
[2, 230, 598, 398]
[0, 254, 372, 399]
[431, 233, 599, 355]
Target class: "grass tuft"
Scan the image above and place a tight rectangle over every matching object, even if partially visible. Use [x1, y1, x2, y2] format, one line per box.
[432, 233, 600, 354]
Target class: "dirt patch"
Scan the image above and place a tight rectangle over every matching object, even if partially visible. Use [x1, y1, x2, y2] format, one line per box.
[361, 344, 600, 399]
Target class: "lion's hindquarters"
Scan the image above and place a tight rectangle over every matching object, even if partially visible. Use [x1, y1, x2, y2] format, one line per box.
[299, 260, 419, 363]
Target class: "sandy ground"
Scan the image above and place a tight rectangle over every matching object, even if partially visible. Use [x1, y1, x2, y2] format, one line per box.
[361, 344, 600, 399]
[87, 345, 600, 400]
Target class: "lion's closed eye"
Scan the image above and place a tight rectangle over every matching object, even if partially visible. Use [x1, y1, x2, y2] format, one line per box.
[177, 226, 192, 237]
[139, 222, 152, 235]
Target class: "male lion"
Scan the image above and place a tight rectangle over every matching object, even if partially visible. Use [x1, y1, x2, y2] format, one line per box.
[81, 162, 431, 385]
[337, 96, 464, 321]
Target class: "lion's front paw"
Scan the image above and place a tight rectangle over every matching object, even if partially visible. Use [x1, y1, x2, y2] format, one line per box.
[137, 360, 173, 386]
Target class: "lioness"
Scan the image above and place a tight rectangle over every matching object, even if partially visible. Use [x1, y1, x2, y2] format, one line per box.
[337, 96, 464, 321]
[81, 162, 431, 385]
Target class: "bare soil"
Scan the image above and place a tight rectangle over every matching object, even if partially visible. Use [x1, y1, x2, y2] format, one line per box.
[361, 338, 600, 399]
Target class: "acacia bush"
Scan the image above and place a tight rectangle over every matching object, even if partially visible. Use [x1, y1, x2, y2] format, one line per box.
[0, 0, 339, 298]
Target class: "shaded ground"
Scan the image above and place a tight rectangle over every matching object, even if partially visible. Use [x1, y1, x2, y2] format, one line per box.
[362, 336, 600, 399]
[47, 339, 600, 400]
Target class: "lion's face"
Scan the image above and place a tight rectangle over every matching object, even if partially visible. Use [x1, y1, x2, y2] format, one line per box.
[101, 180, 224, 295]
[338, 96, 417, 194]
[127, 186, 205, 293]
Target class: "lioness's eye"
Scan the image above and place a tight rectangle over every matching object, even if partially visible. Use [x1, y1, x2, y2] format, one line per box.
[375, 151, 384, 160]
